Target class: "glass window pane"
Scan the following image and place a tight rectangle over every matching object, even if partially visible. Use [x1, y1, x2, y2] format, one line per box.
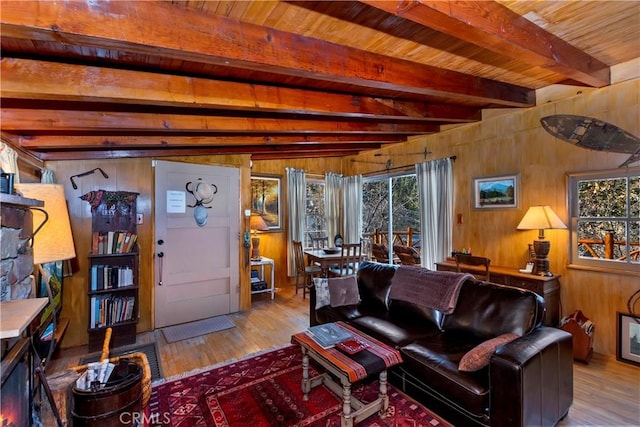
[305, 182, 325, 246]
[631, 176, 639, 218]
[391, 175, 420, 246]
[630, 221, 639, 264]
[577, 220, 627, 260]
[363, 179, 389, 242]
[578, 177, 627, 218]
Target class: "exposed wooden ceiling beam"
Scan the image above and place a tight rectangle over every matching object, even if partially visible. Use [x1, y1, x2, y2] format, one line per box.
[1, 58, 482, 123]
[30, 145, 372, 161]
[361, 0, 610, 87]
[0, 1, 535, 107]
[1, 109, 439, 134]
[17, 135, 404, 149]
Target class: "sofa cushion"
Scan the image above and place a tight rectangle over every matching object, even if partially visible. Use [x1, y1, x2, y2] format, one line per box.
[399, 333, 490, 418]
[442, 280, 542, 339]
[458, 333, 519, 371]
[328, 275, 360, 307]
[350, 314, 440, 348]
[313, 277, 331, 310]
[388, 299, 443, 331]
[315, 304, 363, 324]
[356, 261, 397, 311]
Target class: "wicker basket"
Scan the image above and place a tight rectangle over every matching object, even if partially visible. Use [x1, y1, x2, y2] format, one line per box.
[71, 328, 152, 407]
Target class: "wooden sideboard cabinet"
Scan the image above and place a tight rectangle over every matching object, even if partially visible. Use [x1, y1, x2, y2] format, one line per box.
[435, 260, 560, 327]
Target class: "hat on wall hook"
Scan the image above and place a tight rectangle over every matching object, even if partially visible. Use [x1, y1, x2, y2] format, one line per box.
[185, 178, 218, 227]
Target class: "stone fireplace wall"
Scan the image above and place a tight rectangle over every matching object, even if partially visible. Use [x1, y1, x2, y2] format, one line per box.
[0, 194, 41, 301]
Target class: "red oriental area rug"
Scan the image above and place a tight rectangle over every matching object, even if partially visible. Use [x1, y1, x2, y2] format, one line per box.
[148, 344, 450, 426]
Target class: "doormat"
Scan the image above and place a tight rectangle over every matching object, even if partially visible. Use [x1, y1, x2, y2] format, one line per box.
[161, 315, 235, 343]
[79, 341, 163, 381]
[148, 344, 451, 426]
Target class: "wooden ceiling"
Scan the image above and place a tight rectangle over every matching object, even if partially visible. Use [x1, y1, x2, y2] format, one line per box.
[1, 1, 638, 161]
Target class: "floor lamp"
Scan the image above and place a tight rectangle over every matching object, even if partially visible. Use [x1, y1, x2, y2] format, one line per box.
[517, 205, 567, 276]
[15, 183, 76, 427]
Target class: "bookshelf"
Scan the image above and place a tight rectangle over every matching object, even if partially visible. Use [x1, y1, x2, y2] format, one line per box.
[84, 191, 139, 352]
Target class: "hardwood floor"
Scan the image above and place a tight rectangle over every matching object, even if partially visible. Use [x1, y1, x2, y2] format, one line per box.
[49, 285, 640, 426]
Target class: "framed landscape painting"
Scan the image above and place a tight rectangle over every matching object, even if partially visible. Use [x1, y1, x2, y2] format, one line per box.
[473, 174, 519, 209]
[250, 175, 281, 231]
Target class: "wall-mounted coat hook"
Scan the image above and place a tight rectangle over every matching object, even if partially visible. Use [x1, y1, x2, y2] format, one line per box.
[70, 168, 109, 189]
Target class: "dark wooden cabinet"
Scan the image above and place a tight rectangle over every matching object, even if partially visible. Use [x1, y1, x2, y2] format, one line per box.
[436, 260, 560, 327]
[85, 191, 139, 352]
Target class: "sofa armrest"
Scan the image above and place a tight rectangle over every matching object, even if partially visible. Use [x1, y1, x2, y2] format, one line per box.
[308, 282, 319, 326]
[489, 327, 573, 427]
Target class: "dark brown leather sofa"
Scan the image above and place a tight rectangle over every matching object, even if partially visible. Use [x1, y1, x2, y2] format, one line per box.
[309, 261, 573, 427]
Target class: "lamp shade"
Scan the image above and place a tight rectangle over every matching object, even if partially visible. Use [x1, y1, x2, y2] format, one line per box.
[250, 214, 268, 232]
[15, 183, 76, 264]
[517, 206, 567, 232]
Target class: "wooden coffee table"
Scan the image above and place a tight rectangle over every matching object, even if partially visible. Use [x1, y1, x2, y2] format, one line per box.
[291, 321, 402, 427]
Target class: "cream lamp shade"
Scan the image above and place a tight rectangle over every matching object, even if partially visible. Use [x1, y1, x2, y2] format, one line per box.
[15, 183, 76, 264]
[250, 214, 268, 260]
[517, 205, 566, 276]
[517, 205, 567, 239]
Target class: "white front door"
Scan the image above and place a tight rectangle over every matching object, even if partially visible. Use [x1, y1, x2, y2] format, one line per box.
[154, 160, 240, 328]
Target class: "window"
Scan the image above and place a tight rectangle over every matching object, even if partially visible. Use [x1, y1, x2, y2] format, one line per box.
[305, 179, 326, 247]
[362, 173, 420, 259]
[568, 167, 639, 272]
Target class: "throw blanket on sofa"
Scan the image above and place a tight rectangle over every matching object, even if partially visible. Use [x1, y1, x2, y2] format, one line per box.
[389, 266, 473, 314]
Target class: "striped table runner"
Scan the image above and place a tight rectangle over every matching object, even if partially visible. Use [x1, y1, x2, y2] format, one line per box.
[291, 321, 402, 382]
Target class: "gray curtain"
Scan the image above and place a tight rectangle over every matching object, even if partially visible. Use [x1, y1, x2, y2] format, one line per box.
[416, 158, 453, 269]
[342, 175, 363, 244]
[286, 167, 306, 276]
[324, 172, 342, 244]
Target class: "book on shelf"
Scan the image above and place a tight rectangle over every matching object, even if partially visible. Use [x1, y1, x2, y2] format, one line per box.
[90, 265, 134, 290]
[307, 323, 352, 349]
[91, 231, 138, 254]
[90, 294, 136, 328]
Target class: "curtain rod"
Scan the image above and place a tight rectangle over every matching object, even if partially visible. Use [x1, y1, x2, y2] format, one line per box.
[359, 155, 457, 177]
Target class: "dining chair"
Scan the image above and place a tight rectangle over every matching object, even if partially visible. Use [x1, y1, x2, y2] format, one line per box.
[310, 236, 329, 250]
[328, 242, 362, 277]
[455, 254, 491, 281]
[393, 244, 421, 265]
[371, 242, 390, 263]
[293, 240, 322, 299]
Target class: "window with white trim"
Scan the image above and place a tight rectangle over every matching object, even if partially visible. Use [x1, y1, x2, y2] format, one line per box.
[568, 167, 639, 272]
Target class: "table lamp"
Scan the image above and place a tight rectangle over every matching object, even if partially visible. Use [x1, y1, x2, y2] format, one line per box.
[250, 214, 268, 260]
[517, 205, 567, 276]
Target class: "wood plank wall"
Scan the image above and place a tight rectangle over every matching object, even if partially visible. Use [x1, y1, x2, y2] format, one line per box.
[348, 69, 639, 357]
[46, 64, 637, 356]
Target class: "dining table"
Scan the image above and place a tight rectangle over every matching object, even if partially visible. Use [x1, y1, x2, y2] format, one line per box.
[304, 248, 343, 276]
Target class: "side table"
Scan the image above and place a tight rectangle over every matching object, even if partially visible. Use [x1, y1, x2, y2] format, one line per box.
[250, 256, 275, 300]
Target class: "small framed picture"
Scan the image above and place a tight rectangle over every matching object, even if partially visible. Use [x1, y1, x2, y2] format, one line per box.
[250, 175, 282, 231]
[617, 312, 640, 367]
[473, 173, 519, 209]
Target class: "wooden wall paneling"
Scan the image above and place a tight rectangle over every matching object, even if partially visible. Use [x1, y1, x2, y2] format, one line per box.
[349, 78, 638, 356]
[42, 75, 638, 357]
[249, 157, 344, 288]
[45, 159, 150, 348]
